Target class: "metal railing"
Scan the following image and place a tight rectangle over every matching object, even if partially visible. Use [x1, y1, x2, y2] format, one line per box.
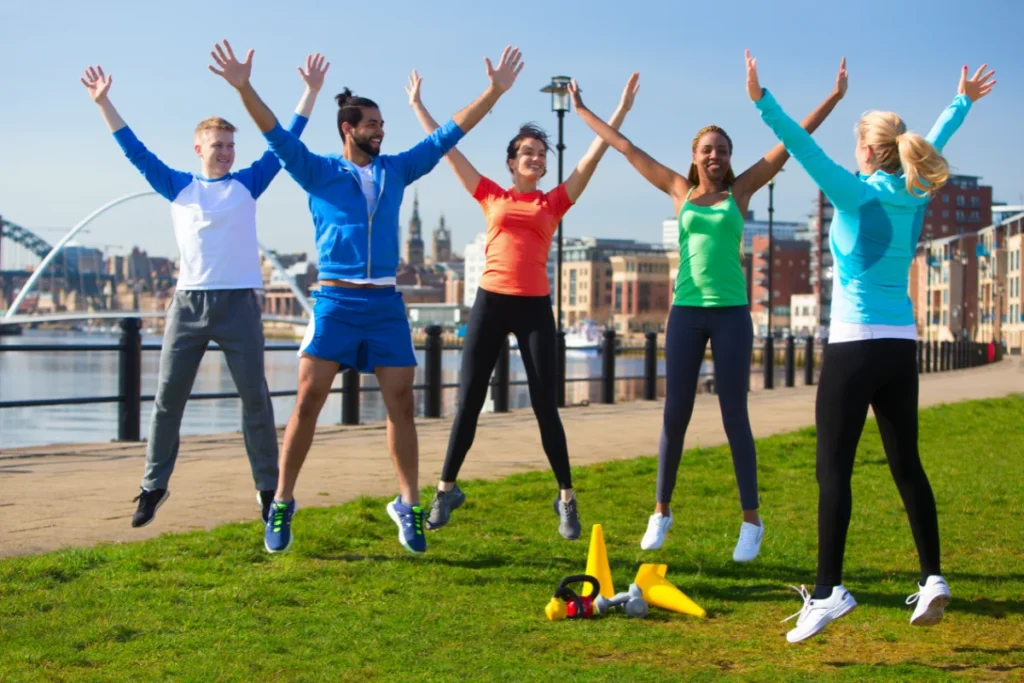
[0, 317, 1004, 443]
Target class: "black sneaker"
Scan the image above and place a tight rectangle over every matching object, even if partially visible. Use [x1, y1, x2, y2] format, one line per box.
[258, 490, 276, 524]
[132, 488, 169, 528]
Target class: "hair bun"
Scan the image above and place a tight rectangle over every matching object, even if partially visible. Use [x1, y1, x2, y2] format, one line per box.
[335, 88, 354, 107]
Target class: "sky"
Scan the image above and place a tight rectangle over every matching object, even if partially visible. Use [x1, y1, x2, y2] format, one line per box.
[2, 0, 1022, 268]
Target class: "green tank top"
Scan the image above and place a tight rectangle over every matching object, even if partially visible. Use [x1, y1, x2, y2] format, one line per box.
[673, 187, 748, 307]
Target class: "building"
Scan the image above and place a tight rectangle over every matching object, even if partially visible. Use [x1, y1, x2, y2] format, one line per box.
[751, 234, 811, 338]
[790, 293, 818, 339]
[921, 174, 992, 241]
[808, 191, 834, 334]
[431, 214, 452, 263]
[608, 252, 672, 336]
[437, 261, 465, 305]
[403, 191, 425, 267]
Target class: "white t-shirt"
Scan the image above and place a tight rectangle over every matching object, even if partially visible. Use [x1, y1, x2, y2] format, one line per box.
[340, 163, 395, 286]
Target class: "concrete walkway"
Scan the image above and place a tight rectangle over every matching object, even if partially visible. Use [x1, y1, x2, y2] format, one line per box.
[1, 358, 1020, 559]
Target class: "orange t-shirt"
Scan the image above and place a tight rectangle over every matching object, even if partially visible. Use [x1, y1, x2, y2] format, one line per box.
[474, 176, 574, 297]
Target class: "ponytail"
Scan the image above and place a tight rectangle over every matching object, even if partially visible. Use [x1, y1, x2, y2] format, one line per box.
[897, 133, 950, 197]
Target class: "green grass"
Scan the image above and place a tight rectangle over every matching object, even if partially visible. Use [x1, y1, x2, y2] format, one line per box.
[2, 397, 1023, 682]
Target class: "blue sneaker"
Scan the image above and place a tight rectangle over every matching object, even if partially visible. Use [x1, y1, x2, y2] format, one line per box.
[386, 496, 426, 554]
[264, 499, 296, 553]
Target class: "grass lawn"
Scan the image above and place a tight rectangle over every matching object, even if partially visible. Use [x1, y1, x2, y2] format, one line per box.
[2, 396, 1022, 682]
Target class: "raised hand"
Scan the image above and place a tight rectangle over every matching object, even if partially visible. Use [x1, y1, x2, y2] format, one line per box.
[81, 65, 113, 102]
[618, 72, 641, 111]
[833, 57, 848, 99]
[566, 79, 585, 112]
[959, 64, 996, 102]
[297, 53, 330, 92]
[405, 69, 423, 107]
[208, 39, 254, 90]
[485, 46, 524, 92]
[745, 49, 762, 101]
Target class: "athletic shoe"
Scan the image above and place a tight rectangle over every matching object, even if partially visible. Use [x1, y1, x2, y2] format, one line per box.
[258, 490, 275, 524]
[131, 488, 169, 528]
[907, 575, 952, 626]
[640, 512, 673, 550]
[732, 521, 765, 562]
[264, 500, 296, 553]
[386, 497, 426, 554]
[553, 496, 582, 540]
[425, 485, 466, 530]
[784, 585, 857, 643]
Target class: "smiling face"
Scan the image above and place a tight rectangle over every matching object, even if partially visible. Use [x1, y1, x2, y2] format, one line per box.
[194, 130, 235, 178]
[344, 106, 384, 158]
[693, 131, 732, 184]
[509, 137, 548, 182]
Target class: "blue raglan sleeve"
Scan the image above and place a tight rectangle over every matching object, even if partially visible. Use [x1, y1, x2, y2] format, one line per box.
[754, 89, 868, 211]
[262, 119, 332, 192]
[924, 94, 972, 153]
[390, 119, 466, 185]
[112, 126, 193, 201]
[235, 114, 310, 199]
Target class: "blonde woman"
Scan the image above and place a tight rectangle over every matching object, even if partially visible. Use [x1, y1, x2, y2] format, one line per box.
[747, 53, 995, 642]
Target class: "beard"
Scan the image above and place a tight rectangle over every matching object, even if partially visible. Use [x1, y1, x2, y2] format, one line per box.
[352, 131, 381, 158]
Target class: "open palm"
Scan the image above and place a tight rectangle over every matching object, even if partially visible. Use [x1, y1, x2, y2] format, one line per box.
[485, 46, 524, 92]
[298, 53, 330, 92]
[745, 49, 762, 101]
[405, 70, 423, 107]
[208, 39, 253, 89]
[619, 72, 640, 111]
[834, 57, 848, 98]
[80, 66, 112, 102]
[959, 64, 996, 102]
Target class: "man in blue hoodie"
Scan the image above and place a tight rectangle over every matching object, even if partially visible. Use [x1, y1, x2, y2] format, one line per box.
[210, 39, 524, 555]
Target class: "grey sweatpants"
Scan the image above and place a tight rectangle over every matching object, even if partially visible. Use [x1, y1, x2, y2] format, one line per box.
[142, 289, 279, 491]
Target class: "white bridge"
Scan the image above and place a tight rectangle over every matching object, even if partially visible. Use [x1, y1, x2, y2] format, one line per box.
[3, 311, 309, 326]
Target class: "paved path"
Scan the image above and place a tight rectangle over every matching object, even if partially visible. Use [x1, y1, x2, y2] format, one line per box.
[2, 358, 1020, 559]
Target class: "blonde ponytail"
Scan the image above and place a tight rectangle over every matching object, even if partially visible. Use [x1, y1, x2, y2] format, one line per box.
[855, 111, 950, 198]
[897, 133, 950, 197]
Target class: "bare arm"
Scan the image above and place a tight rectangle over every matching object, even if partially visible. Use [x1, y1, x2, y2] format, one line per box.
[81, 66, 126, 132]
[406, 70, 481, 194]
[293, 52, 330, 119]
[208, 40, 279, 132]
[448, 46, 524, 136]
[574, 92, 689, 203]
[734, 53, 848, 204]
[563, 74, 640, 203]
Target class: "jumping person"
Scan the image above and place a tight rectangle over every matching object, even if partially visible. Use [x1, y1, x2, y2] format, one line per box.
[574, 59, 849, 559]
[747, 54, 995, 642]
[407, 71, 640, 540]
[81, 54, 329, 529]
[210, 39, 525, 555]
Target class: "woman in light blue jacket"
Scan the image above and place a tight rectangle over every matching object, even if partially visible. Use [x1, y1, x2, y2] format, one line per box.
[747, 52, 995, 643]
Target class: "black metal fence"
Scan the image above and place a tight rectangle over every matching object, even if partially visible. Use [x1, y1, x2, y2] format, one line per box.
[0, 317, 1003, 444]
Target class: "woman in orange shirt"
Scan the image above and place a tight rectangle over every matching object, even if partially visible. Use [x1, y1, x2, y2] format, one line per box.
[407, 69, 639, 539]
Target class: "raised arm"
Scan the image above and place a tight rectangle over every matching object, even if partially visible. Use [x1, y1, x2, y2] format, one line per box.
[925, 64, 992, 152]
[734, 53, 848, 204]
[573, 87, 688, 203]
[406, 70, 481, 195]
[209, 40, 331, 191]
[81, 65, 191, 201]
[392, 46, 523, 185]
[563, 73, 639, 203]
[747, 53, 866, 211]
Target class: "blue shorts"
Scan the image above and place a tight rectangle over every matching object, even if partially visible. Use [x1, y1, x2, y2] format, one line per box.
[298, 286, 416, 372]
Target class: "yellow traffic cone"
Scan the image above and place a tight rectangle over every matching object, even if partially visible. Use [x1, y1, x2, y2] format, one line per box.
[582, 524, 615, 599]
[634, 563, 706, 618]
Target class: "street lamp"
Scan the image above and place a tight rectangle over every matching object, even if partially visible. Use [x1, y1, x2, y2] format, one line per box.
[540, 75, 571, 332]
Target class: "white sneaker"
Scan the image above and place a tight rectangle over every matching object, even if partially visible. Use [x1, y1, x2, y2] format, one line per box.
[907, 575, 952, 626]
[732, 521, 764, 562]
[783, 585, 857, 643]
[640, 512, 673, 550]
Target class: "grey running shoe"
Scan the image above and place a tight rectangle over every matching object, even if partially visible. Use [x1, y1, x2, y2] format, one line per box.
[553, 496, 582, 540]
[426, 484, 466, 530]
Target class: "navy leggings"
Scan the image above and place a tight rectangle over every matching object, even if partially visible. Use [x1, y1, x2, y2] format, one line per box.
[656, 305, 758, 509]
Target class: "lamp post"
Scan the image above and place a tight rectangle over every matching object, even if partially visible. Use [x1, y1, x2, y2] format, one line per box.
[541, 75, 571, 332]
[763, 170, 782, 389]
[925, 238, 933, 342]
[959, 250, 969, 341]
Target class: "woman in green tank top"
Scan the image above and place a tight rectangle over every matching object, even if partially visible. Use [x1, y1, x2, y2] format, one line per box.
[572, 54, 848, 560]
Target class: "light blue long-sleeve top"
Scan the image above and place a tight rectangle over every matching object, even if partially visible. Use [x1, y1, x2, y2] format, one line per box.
[754, 89, 971, 331]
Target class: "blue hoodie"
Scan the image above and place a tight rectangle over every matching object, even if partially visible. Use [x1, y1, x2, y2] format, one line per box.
[754, 89, 971, 327]
[263, 119, 465, 281]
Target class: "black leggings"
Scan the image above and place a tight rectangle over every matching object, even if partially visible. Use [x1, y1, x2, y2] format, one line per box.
[441, 288, 572, 489]
[815, 338, 940, 587]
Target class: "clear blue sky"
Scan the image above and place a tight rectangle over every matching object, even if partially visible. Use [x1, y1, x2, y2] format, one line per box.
[2, 0, 1021, 267]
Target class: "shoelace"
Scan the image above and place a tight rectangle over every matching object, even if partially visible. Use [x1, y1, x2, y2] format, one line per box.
[412, 506, 424, 536]
[738, 526, 759, 542]
[782, 585, 814, 623]
[905, 591, 922, 606]
[270, 503, 289, 532]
